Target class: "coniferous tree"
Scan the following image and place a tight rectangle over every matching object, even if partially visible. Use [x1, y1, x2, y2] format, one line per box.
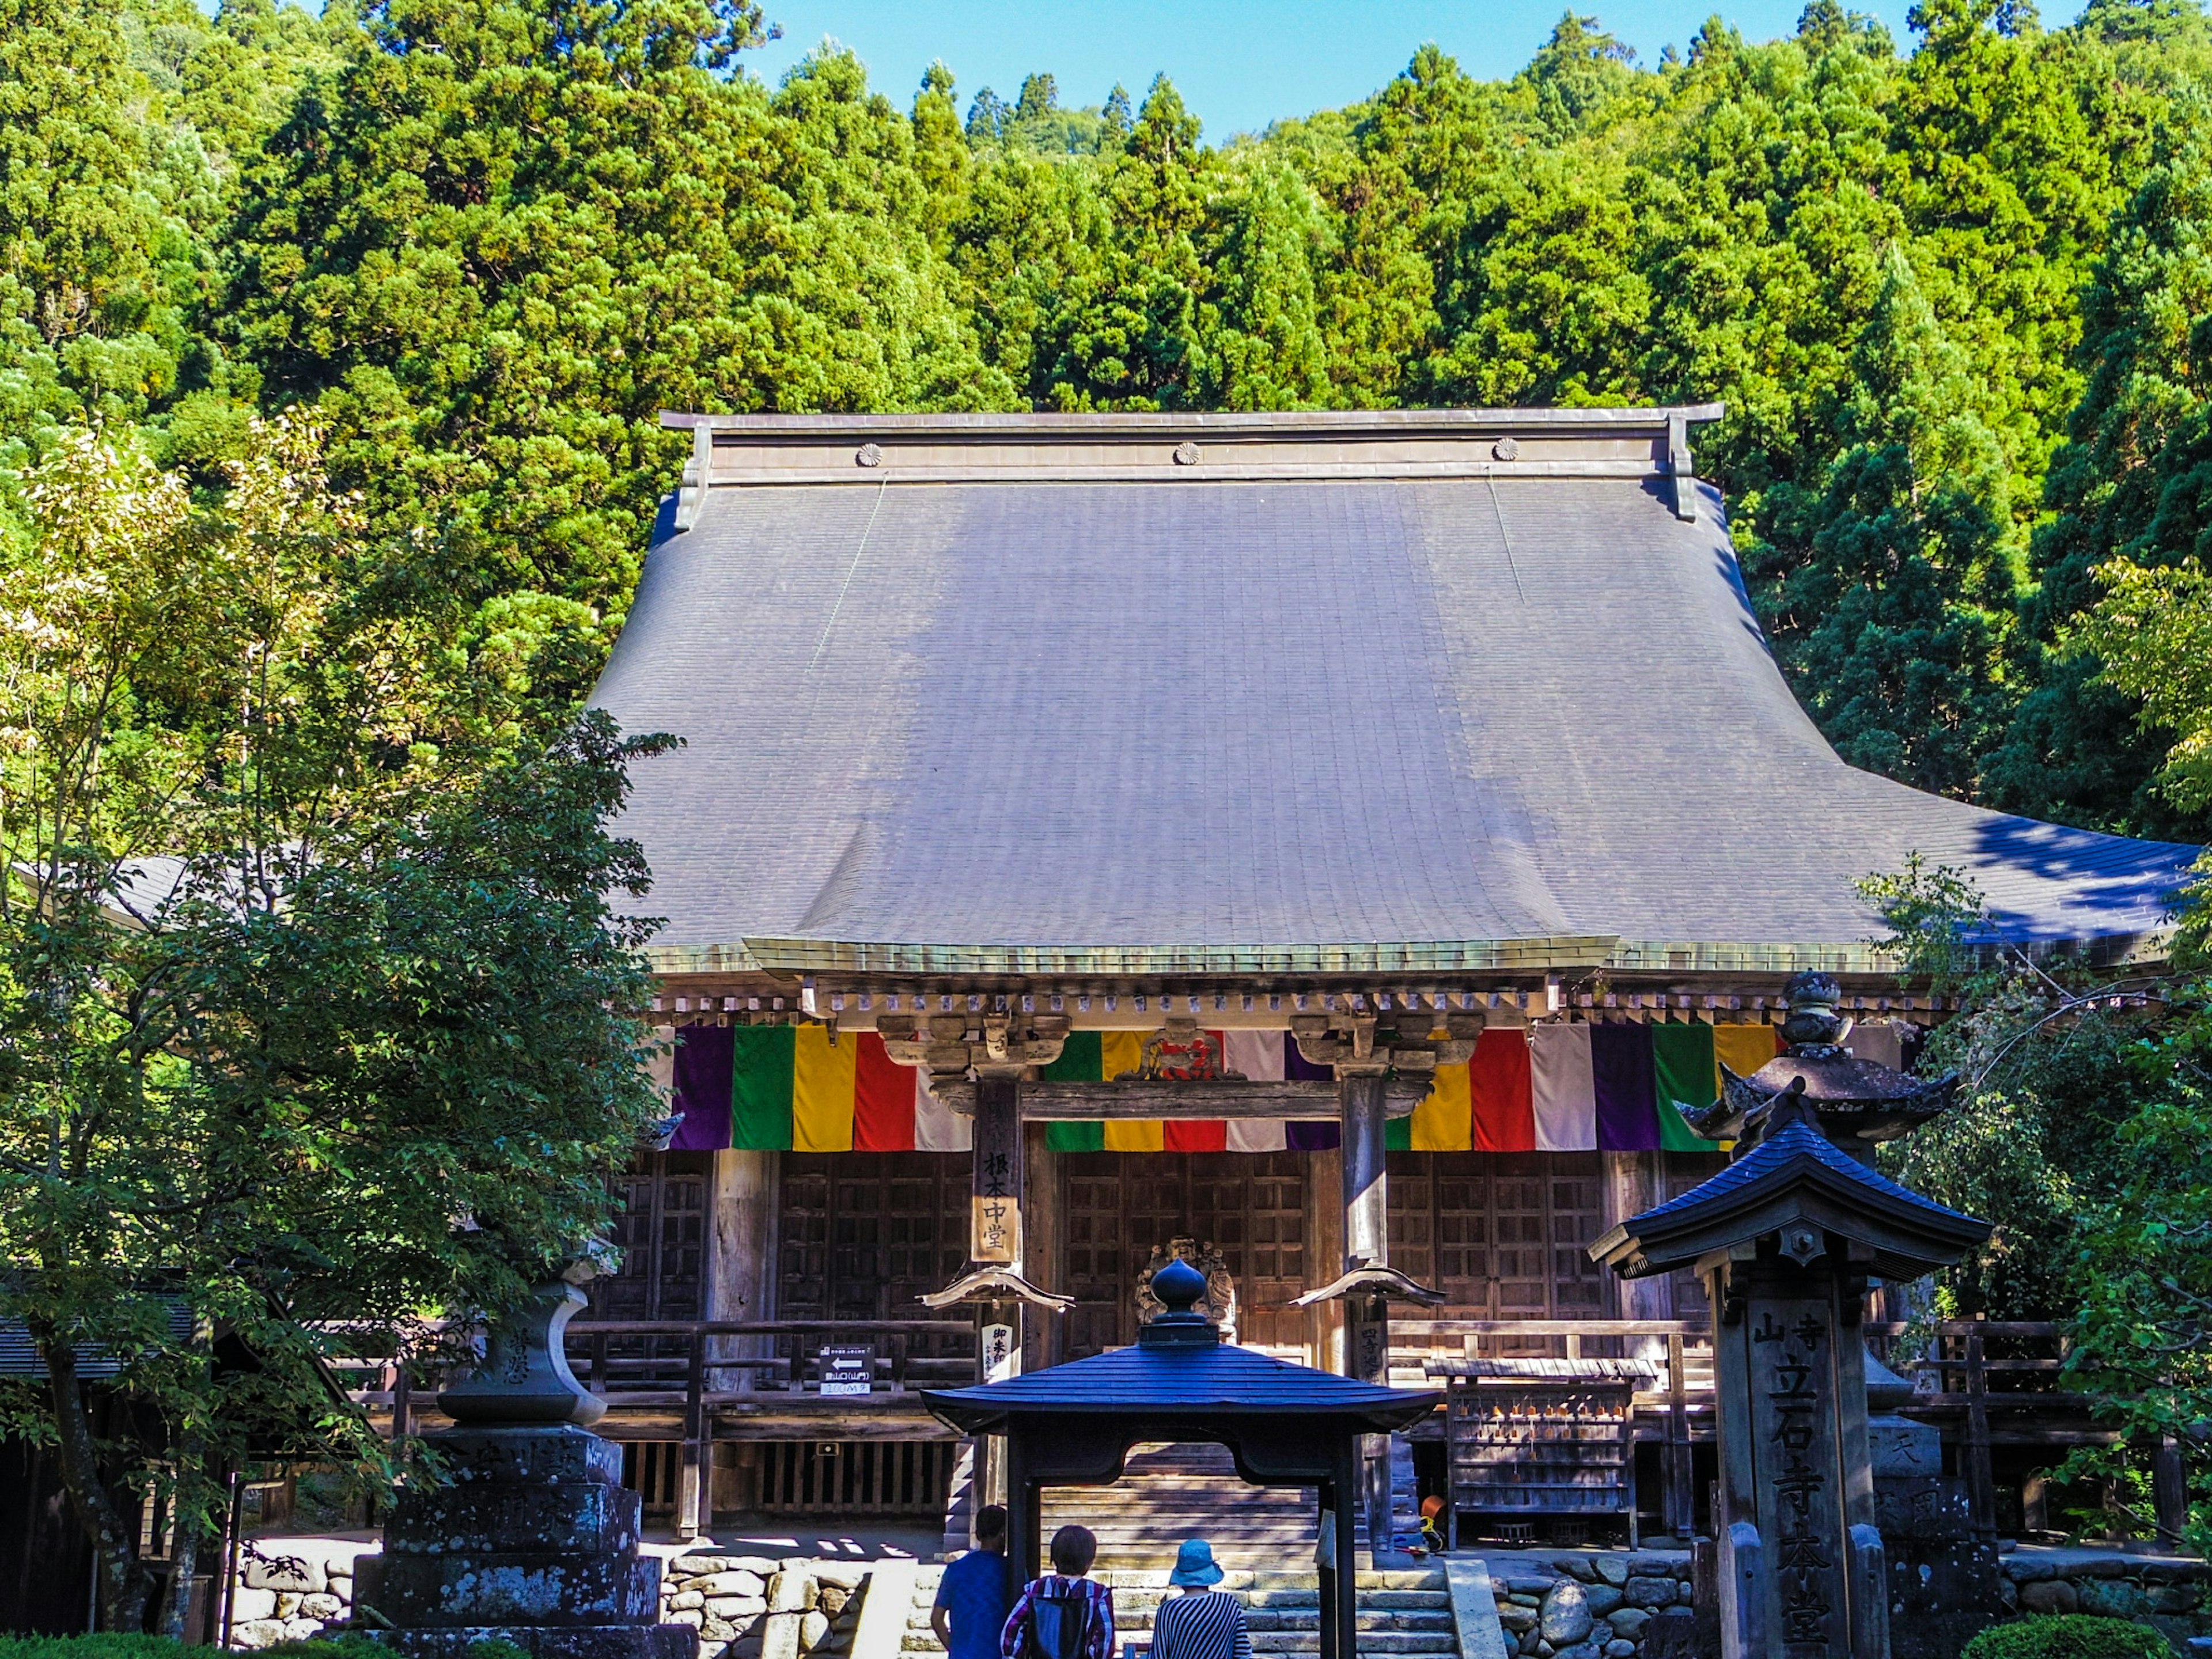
[1768, 247, 2022, 795]
[222, 5, 995, 613]
[1997, 107, 2212, 835]
[1034, 77, 1213, 408]
[1202, 162, 1332, 410]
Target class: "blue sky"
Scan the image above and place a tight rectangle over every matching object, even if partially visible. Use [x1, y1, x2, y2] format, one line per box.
[738, 0, 2051, 138]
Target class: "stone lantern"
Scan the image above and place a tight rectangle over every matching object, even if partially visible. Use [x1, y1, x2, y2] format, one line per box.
[354, 1267, 696, 1659]
[1591, 1076, 1990, 1659]
[1691, 976, 1961, 1449]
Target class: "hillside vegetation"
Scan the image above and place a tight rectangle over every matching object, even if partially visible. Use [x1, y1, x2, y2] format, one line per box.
[10, 0, 2212, 835]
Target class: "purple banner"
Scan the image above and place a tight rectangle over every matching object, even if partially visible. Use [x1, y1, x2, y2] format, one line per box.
[1590, 1022, 1660, 1151]
[669, 1024, 734, 1150]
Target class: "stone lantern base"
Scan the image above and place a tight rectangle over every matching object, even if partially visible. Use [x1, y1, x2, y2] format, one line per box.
[355, 1426, 695, 1659]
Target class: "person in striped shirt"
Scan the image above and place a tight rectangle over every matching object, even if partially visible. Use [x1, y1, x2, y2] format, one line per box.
[1150, 1540, 1249, 1659]
[1001, 1525, 1114, 1659]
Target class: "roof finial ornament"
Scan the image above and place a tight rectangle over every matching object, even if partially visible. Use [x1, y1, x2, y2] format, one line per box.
[1779, 969, 1849, 1054]
[1151, 1256, 1206, 1315]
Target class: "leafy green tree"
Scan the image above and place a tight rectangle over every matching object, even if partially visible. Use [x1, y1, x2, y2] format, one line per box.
[0, 418, 668, 1633]
[222, 3, 995, 613]
[0, 0, 215, 531]
[1870, 854, 2212, 1543]
[2070, 558, 2212, 815]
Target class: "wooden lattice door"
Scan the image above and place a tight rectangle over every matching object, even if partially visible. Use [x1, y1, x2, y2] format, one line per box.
[1233, 1154, 1308, 1351]
[591, 1152, 707, 1321]
[778, 1153, 968, 1321]
[1057, 1153, 1308, 1358]
[587, 1152, 707, 1383]
[1062, 1155, 1127, 1358]
[1388, 1152, 1606, 1320]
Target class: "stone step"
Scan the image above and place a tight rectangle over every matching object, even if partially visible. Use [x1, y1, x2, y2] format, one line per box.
[1238, 1634, 1457, 1654]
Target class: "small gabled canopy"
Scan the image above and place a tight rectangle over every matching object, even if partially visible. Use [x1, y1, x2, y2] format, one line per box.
[1292, 1264, 1446, 1309]
[916, 1266, 1074, 1312]
[922, 1330, 1434, 1437]
[932, 1260, 1426, 1659]
[1590, 1088, 1990, 1284]
[922, 1260, 1435, 1471]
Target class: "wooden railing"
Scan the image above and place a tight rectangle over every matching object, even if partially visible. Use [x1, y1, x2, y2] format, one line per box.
[339, 1312, 2172, 1546]
[562, 1318, 979, 1400]
[553, 1319, 978, 1539]
[1863, 1318, 2192, 1543]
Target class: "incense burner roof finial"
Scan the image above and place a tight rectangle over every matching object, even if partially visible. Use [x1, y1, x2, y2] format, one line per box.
[1686, 972, 1961, 1154]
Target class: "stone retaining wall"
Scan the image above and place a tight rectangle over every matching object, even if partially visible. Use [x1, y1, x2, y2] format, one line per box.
[658, 1556, 869, 1659]
[220, 1541, 869, 1656]
[1486, 1552, 1698, 1659]
[227, 1539, 377, 1649]
[1994, 1548, 2212, 1654]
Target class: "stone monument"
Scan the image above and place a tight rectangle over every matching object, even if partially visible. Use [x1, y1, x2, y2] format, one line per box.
[1592, 1051, 1991, 1659]
[353, 1268, 696, 1659]
[1690, 975, 2009, 1658]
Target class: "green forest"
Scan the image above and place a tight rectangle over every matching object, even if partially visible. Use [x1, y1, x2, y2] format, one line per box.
[10, 0, 2212, 840]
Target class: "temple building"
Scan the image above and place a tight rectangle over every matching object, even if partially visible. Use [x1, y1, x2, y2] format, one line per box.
[575, 407, 2196, 1546]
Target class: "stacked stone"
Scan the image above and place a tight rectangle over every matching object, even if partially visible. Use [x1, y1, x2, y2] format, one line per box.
[1489, 1554, 1697, 1659]
[228, 1543, 372, 1648]
[1997, 1550, 2212, 1651]
[659, 1555, 867, 1659]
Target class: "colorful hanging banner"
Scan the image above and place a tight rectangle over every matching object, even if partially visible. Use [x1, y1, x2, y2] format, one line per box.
[1469, 1027, 1537, 1152]
[1715, 1022, 1784, 1084]
[667, 1019, 1764, 1156]
[1652, 1023, 1719, 1152]
[1590, 1022, 1662, 1152]
[1531, 1023, 1598, 1151]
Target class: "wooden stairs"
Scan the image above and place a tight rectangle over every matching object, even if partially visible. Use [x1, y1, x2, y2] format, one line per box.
[942, 1440, 1425, 1565]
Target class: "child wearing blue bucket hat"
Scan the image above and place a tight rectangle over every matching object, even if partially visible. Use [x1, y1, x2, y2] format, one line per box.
[1150, 1540, 1249, 1659]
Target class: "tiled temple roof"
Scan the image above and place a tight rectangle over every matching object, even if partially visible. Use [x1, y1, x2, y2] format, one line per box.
[592, 410, 2199, 978]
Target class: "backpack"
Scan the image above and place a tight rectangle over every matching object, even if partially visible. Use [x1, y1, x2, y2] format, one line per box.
[1018, 1580, 1094, 1659]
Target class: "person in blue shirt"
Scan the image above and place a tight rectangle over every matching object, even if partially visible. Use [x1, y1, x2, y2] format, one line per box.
[934, 1505, 1014, 1659]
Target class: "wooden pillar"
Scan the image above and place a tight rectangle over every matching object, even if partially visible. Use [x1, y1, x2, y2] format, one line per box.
[1317, 1481, 1339, 1659]
[1021, 1122, 1060, 1371]
[690, 1147, 776, 1536]
[1339, 1069, 1392, 1554]
[1602, 1152, 1667, 1324]
[1003, 1430, 1036, 1611]
[1603, 1151, 1668, 1538]
[706, 1150, 777, 1346]
[1340, 1070, 1389, 1268]
[973, 1074, 1023, 1511]
[1707, 1262, 1758, 1658]
[1307, 1145, 1346, 1373]
[1331, 1438, 1361, 1659]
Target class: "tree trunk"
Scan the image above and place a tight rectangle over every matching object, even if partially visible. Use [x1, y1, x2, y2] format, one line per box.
[46, 1339, 151, 1632]
[161, 1430, 207, 1641]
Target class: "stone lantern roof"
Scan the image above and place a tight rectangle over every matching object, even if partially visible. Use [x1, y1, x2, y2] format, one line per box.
[1590, 1085, 1991, 1284]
